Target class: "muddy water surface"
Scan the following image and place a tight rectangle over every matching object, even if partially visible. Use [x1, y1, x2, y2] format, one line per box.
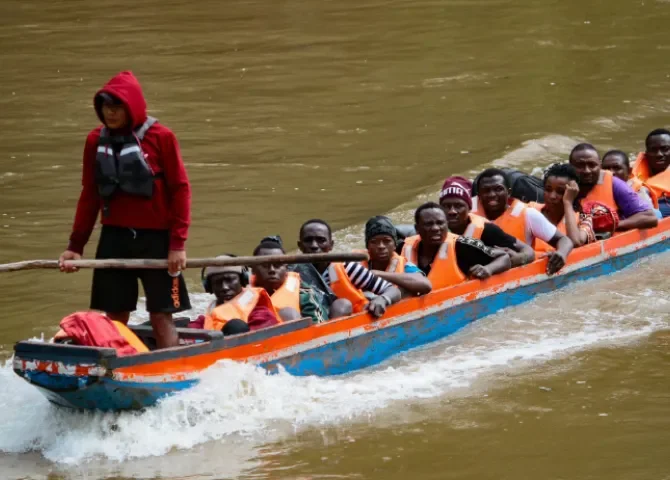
[1, 0, 669, 478]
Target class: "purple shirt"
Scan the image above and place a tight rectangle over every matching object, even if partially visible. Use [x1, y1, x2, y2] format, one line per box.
[612, 176, 650, 218]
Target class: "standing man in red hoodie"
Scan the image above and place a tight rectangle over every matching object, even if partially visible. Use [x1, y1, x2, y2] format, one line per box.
[59, 71, 191, 349]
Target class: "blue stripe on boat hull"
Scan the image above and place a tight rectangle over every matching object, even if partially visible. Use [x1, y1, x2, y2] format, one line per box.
[262, 238, 667, 376]
[15, 236, 669, 410]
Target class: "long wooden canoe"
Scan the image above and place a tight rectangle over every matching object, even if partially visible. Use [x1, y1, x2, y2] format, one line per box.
[12, 219, 670, 411]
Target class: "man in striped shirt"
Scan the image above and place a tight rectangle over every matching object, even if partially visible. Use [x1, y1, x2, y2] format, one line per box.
[297, 219, 401, 318]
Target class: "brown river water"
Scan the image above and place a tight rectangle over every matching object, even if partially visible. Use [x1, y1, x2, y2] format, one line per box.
[1, 0, 669, 478]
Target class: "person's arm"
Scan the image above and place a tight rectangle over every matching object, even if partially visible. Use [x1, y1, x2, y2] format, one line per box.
[60, 133, 102, 271]
[562, 180, 589, 247]
[160, 129, 192, 273]
[504, 239, 535, 267]
[469, 251, 511, 279]
[617, 209, 658, 230]
[545, 233, 574, 275]
[366, 285, 402, 318]
[611, 176, 658, 230]
[371, 270, 432, 295]
[344, 262, 393, 295]
[479, 223, 532, 267]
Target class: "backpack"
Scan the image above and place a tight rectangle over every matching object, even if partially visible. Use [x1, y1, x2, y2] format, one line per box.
[472, 168, 544, 203]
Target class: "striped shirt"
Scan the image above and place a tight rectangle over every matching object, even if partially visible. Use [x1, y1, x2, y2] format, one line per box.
[321, 262, 392, 295]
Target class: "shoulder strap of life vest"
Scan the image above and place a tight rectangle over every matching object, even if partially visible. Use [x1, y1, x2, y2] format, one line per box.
[205, 288, 277, 331]
[527, 201, 544, 211]
[463, 213, 488, 240]
[328, 263, 368, 313]
[269, 272, 301, 312]
[492, 199, 529, 246]
[581, 170, 616, 212]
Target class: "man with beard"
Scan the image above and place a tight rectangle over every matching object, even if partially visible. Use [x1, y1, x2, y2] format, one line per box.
[630, 129, 670, 218]
[569, 143, 657, 230]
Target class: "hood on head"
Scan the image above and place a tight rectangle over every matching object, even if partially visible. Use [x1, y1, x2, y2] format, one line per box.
[94, 71, 147, 129]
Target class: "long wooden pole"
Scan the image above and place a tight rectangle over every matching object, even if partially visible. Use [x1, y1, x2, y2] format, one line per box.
[0, 252, 369, 273]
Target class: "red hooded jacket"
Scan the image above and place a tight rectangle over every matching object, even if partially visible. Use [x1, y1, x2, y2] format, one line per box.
[67, 71, 191, 254]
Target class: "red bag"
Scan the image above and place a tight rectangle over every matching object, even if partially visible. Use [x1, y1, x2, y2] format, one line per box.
[582, 200, 619, 234]
[59, 311, 138, 356]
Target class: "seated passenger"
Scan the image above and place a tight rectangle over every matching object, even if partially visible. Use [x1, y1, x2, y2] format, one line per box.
[202, 255, 280, 335]
[602, 150, 660, 216]
[402, 202, 512, 287]
[362, 215, 432, 296]
[439, 176, 536, 268]
[252, 239, 330, 323]
[297, 219, 401, 318]
[569, 143, 658, 229]
[473, 168, 573, 273]
[530, 163, 596, 250]
[630, 129, 670, 218]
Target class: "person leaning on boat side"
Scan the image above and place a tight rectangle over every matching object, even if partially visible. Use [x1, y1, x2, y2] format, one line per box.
[197, 254, 278, 335]
[57, 71, 191, 349]
[528, 163, 596, 251]
[402, 202, 512, 286]
[438, 176, 535, 267]
[569, 143, 658, 230]
[362, 216, 432, 297]
[629, 129, 670, 218]
[297, 219, 402, 318]
[473, 168, 573, 274]
[602, 150, 660, 218]
[251, 239, 330, 323]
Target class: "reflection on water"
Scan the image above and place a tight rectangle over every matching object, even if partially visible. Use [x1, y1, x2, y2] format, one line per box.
[2, 0, 670, 478]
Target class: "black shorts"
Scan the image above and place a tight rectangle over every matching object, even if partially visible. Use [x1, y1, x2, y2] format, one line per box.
[90, 226, 191, 314]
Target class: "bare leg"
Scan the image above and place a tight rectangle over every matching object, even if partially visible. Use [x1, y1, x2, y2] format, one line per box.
[106, 311, 131, 324]
[329, 299, 353, 319]
[149, 312, 179, 349]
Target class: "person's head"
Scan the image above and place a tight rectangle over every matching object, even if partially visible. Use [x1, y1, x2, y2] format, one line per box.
[644, 128, 670, 175]
[568, 143, 600, 186]
[414, 202, 448, 247]
[297, 219, 333, 254]
[252, 240, 287, 292]
[439, 176, 473, 233]
[476, 168, 510, 218]
[202, 255, 248, 306]
[95, 92, 129, 130]
[365, 216, 398, 265]
[543, 163, 580, 209]
[601, 150, 631, 182]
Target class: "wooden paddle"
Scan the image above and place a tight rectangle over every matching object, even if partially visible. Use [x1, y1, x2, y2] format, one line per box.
[0, 252, 369, 273]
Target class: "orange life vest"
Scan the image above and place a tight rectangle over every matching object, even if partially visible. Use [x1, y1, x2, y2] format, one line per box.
[251, 271, 301, 312]
[204, 288, 280, 331]
[360, 251, 407, 273]
[580, 170, 617, 213]
[462, 213, 488, 239]
[401, 234, 465, 290]
[529, 203, 579, 253]
[631, 152, 669, 207]
[475, 198, 530, 247]
[327, 262, 368, 313]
